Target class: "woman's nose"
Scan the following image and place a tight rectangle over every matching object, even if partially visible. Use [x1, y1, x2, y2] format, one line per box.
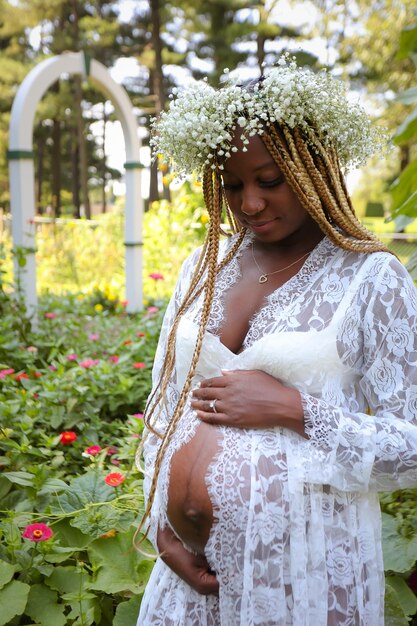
[240, 192, 266, 216]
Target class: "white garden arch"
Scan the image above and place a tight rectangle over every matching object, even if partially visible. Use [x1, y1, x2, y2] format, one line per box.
[8, 51, 143, 315]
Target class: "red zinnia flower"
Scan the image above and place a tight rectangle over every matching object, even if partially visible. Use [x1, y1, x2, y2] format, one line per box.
[22, 523, 53, 542]
[15, 373, 28, 381]
[136, 332, 145, 338]
[104, 472, 125, 487]
[45, 312, 57, 319]
[59, 431, 77, 444]
[108, 355, 120, 363]
[31, 371, 42, 378]
[120, 300, 128, 307]
[85, 445, 102, 456]
[123, 340, 133, 345]
[133, 362, 145, 369]
[149, 272, 164, 281]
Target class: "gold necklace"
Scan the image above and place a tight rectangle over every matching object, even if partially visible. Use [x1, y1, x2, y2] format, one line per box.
[251, 242, 310, 284]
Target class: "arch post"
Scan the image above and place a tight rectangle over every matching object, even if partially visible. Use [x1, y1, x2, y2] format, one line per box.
[8, 51, 144, 315]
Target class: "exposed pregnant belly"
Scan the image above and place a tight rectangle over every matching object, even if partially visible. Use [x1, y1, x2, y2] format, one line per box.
[167, 422, 220, 555]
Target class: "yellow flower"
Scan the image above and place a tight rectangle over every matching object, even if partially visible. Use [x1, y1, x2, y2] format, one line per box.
[200, 214, 209, 225]
[77, 294, 84, 301]
[100, 529, 117, 539]
[94, 303, 104, 312]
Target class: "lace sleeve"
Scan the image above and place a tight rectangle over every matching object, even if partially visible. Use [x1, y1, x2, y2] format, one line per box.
[299, 255, 417, 493]
[138, 247, 202, 549]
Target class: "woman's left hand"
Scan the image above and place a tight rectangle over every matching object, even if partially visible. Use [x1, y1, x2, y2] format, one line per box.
[190, 369, 305, 436]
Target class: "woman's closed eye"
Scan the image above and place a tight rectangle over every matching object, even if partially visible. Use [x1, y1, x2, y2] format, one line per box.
[259, 176, 284, 188]
[222, 177, 284, 191]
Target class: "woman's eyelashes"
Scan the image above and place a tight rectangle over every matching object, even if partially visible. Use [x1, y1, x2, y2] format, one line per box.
[259, 176, 284, 188]
[222, 177, 284, 191]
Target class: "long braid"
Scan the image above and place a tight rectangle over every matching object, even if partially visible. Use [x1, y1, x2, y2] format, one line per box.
[263, 124, 390, 255]
[137, 169, 246, 540]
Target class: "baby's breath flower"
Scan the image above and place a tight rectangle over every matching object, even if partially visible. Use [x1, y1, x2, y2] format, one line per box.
[151, 55, 387, 177]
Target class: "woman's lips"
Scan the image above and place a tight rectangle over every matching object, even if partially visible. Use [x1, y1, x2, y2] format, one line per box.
[246, 218, 278, 232]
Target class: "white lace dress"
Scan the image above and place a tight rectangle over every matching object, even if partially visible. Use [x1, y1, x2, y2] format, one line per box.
[137, 233, 417, 626]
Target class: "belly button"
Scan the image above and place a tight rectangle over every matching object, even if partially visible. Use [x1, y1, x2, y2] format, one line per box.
[184, 507, 203, 523]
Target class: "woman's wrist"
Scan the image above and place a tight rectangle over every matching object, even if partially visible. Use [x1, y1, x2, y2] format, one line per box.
[271, 386, 306, 436]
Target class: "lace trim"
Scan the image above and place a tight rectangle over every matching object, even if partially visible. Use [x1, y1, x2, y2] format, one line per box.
[301, 393, 335, 451]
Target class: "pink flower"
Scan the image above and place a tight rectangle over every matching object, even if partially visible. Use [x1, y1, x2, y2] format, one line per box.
[67, 354, 78, 361]
[79, 358, 100, 368]
[85, 445, 102, 456]
[133, 362, 145, 369]
[146, 306, 159, 315]
[120, 300, 128, 307]
[104, 472, 125, 487]
[108, 355, 120, 363]
[0, 368, 15, 379]
[22, 523, 53, 542]
[45, 312, 57, 319]
[132, 413, 144, 420]
[31, 371, 42, 378]
[27, 346, 38, 353]
[48, 365, 58, 372]
[106, 446, 118, 456]
[111, 458, 121, 466]
[59, 431, 77, 444]
[88, 333, 99, 341]
[149, 272, 164, 281]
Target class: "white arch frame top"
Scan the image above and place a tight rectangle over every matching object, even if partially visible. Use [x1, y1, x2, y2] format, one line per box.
[8, 51, 143, 314]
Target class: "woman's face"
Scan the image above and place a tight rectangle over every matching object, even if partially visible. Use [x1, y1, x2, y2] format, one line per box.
[221, 132, 322, 246]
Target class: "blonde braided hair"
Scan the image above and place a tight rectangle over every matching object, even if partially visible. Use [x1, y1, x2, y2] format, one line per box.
[137, 120, 390, 545]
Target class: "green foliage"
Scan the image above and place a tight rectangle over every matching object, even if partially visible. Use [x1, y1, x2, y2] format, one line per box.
[390, 16, 417, 221]
[380, 491, 417, 623]
[0, 257, 160, 624]
[0, 182, 207, 301]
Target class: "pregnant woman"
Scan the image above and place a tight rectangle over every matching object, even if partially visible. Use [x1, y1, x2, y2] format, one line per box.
[136, 58, 417, 625]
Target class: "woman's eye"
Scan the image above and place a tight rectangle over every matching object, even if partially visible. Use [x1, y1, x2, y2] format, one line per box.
[222, 182, 241, 191]
[259, 177, 284, 188]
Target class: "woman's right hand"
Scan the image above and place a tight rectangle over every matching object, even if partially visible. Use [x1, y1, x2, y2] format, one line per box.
[157, 525, 219, 596]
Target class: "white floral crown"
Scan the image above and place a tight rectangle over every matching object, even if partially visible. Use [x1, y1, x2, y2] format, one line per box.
[151, 56, 386, 177]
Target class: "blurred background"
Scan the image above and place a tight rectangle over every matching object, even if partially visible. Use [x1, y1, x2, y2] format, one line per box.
[1, 0, 417, 296]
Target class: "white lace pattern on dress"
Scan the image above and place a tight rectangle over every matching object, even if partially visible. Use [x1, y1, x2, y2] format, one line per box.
[137, 233, 417, 625]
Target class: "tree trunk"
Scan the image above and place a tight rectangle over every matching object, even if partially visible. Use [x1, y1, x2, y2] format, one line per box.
[149, 0, 171, 202]
[74, 75, 91, 219]
[101, 102, 107, 213]
[257, 1, 266, 75]
[71, 140, 81, 219]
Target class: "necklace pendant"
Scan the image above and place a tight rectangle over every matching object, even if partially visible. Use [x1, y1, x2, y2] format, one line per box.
[258, 274, 268, 284]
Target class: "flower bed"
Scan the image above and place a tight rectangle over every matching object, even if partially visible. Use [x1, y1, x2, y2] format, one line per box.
[0, 278, 163, 625]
